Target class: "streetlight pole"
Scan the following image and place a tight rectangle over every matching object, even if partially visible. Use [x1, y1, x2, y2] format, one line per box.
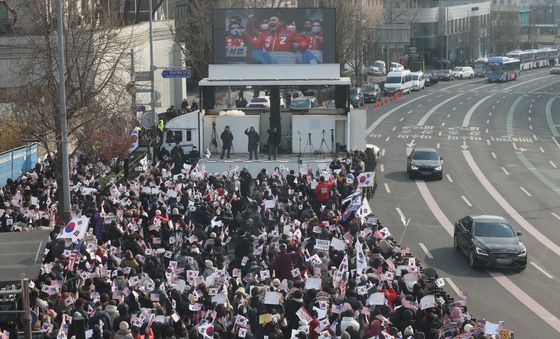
[56, 0, 71, 224]
[148, 0, 157, 158]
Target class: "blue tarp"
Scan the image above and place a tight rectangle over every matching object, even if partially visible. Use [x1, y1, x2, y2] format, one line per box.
[0, 144, 38, 187]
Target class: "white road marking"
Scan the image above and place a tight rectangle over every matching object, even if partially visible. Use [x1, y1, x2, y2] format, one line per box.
[530, 262, 554, 279]
[386, 136, 391, 141]
[446, 114, 451, 118]
[529, 109, 532, 114]
[441, 122, 445, 127]
[381, 148, 386, 156]
[530, 104, 533, 108]
[492, 105, 496, 109]
[445, 278, 463, 297]
[436, 143, 440, 149]
[418, 104, 423, 107]
[496, 100, 500, 103]
[531, 99, 536, 103]
[540, 147, 545, 153]
[551, 212, 560, 220]
[486, 119, 490, 124]
[487, 139, 491, 145]
[520, 186, 532, 197]
[446, 174, 453, 182]
[529, 125, 533, 130]
[380, 164, 385, 172]
[491, 152, 497, 159]
[489, 112, 492, 116]
[467, 97, 472, 100]
[528, 116, 531, 122]
[461, 195, 473, 207]
[459, 102, 463, 105]
[550, 161, 558, 169]
[407, 110, 413, 114]
[452, 107, 457, 111]
[485, 128, 489, 133]
[534, 134, 538, 141]
[501, 167, 510, 175]
[399, 117, 405, 122]
[391, 127, 397, 132]
[419, 243, 434, 259]
[438, 131, 442, 136]
[384, 183, 391, 193]
[396, 207, 406, 221]
[553, 136, 560, 149]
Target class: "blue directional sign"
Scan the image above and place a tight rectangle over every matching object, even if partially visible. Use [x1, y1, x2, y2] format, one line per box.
[161, 68, 191, 78]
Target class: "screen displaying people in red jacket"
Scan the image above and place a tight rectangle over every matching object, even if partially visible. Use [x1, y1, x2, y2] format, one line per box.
[213, 9, 334, 64]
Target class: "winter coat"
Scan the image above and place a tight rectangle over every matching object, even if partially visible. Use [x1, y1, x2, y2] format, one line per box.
[221, 131, 234, 147]
[245, 129, 260, 149]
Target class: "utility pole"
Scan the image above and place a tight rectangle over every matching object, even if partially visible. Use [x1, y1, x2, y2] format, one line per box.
[21, 278, 31, 339]
[148, 0, 157, 159]
[56, 0, 71, 224]
[356, 1, 363, 86]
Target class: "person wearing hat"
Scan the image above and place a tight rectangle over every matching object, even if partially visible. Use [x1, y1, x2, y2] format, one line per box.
[114, 321, 133, 339]
[363, 319, 384, 339]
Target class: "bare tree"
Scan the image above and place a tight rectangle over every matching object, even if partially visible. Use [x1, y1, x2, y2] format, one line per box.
[7, 0, 132, 184]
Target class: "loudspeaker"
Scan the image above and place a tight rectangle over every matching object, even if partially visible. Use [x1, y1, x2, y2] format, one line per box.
[334, 85, 347, 109]
[202, 87, 215, 109]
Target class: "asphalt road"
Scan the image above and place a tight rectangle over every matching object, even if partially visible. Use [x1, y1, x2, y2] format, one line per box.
[364, 68, 560, 338]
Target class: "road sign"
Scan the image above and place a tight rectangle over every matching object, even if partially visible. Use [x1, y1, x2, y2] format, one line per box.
[162, 68, 191, 78]
[135, 71, 152, 82]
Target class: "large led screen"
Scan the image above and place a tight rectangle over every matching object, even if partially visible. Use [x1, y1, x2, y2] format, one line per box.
[213, 8, 335, 65]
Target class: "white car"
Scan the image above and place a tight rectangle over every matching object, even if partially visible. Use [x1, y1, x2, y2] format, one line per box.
[411, 72, 425, 91]
[452, 66, 474, 79]
[389, 62, 405, 72]
[246, 96, 285, 109]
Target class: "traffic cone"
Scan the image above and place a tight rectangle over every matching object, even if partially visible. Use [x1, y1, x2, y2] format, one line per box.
[374, 102, 379, 110]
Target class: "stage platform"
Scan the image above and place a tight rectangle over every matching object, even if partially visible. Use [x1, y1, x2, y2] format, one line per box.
[200, 153, 334, 176]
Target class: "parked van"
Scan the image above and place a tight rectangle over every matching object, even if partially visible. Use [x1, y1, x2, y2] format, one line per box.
[384, 70, 412, 95]
[411, 71, 425, 91]
[162, 111, 199, 154]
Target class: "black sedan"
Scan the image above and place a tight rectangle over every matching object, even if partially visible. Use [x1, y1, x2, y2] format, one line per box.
[436, 70, 454, 81]
[454, 215, 527, 271]
[406, 148, 443, 180]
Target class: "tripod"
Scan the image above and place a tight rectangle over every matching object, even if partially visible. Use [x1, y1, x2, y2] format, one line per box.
[298, 131, 302, 157]
[330, 129, 335, 154]
[318, 129, 329, 154]
[303, 133, 314, 154]
[210, 122, 220, 153]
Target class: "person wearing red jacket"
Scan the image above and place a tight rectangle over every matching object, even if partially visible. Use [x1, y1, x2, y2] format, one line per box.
[243, 15, 308, 53]
[315, 176, 333, 204]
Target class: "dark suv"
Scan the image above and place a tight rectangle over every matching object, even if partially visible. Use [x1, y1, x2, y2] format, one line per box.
[362, 84, 381, 103]
[406, 148, 443, 180]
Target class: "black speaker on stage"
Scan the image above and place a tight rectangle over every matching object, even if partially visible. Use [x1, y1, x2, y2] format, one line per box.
[334, 85, 348, 109]
[202, 87, 215, 109]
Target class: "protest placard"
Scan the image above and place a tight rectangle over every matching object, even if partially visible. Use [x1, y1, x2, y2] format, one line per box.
[305, 277, 322, 290]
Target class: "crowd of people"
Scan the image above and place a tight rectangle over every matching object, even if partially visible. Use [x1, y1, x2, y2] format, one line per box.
[0, 149, 511, 339]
